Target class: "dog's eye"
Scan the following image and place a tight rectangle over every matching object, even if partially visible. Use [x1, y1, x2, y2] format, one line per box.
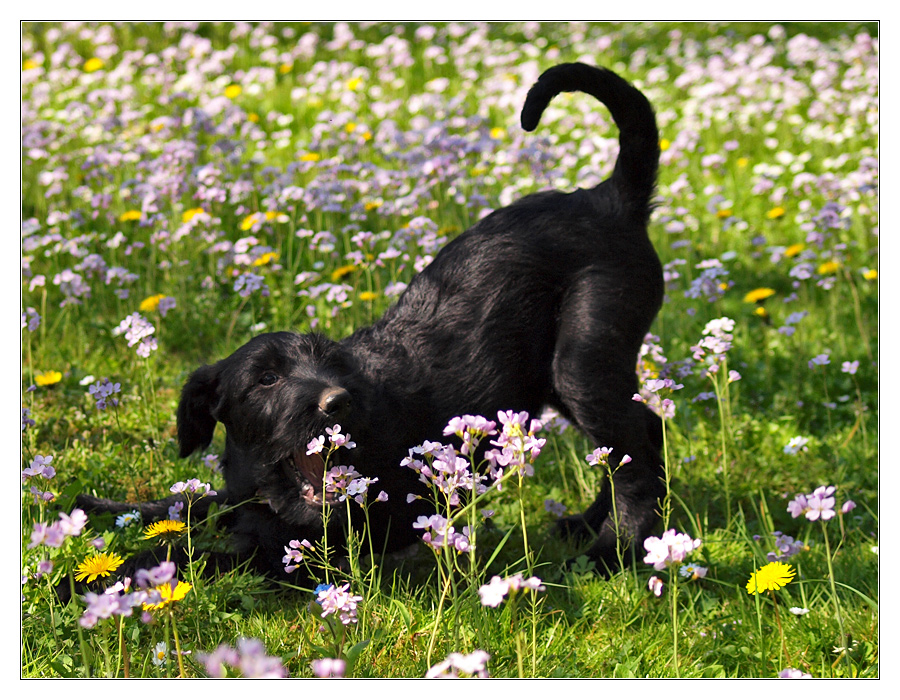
[259, 372, 279, 386]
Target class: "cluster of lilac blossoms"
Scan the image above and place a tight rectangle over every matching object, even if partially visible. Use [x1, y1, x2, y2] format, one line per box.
[306, 425, 386, 505]
[643, 529, 703, 571]
[87, 378, 121, 410]
[28, 507, 88, 549]
[200, 638, 287, 679]
[478, 573, 545, 607]
[426, 650, 490, 679]
[315, 583, 363, 626]
[402, 440, 488, 508]
[690, 317, 741, 382]
[80, 561, 176, 628]
[787, 485, 855, 522]
[112, 312, 157, 358]
[22, 454, 56, 504]
[413, 513, 473, 553]
[282, 538, 313, 574]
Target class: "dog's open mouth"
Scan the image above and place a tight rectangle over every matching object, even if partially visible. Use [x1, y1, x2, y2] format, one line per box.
[291, 449, 337, 505]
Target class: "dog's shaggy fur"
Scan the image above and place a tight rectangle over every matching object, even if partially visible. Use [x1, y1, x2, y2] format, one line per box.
[80, 63, 666, 578]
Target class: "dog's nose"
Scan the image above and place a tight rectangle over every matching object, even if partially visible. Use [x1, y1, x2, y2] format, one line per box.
[318, 387, 351, 416]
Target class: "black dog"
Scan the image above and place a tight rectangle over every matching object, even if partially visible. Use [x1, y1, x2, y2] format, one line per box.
[80, 63, 666, 579]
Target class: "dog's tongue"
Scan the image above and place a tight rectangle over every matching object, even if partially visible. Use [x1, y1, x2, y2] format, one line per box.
[293, 449, 326, 486]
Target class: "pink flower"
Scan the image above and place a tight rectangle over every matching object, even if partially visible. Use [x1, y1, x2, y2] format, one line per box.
[478, 573, 544, 607]
[643, 529, 702, 571]
[311, 658, 346, 678]
[426, 650, 490, 678]
[648, 575, 664, 597]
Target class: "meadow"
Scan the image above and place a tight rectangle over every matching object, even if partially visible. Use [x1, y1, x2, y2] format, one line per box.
[20, 21, 878, 679]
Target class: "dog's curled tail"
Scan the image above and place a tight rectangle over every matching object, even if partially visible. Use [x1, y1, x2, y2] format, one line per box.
[521, 63, 659, 224]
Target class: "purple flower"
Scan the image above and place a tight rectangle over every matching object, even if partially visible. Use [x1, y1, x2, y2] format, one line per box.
[135, 561, 176, 588]
[112, 312, 155, 349]
[283, 539, 312, 574]
[788, 485, 837, 521]
[58, 508, 88, 537]
[778, 668, 812, 679]
[88, 378, 121, 410]
[325, 424, 356, 449]
[643, 529, 702, 571]
[23, 454, 55, 481]
[28, 522, 65, 549]
[478, 574, 545, 607]
[787, 493, 809, 519]
[233, 272, 269, 298]
[841, 360, 859, 375]
[170, 478, 217, 498]
[805, 486, 836, 521]
[808, 353, 830, 369]
[425, 650, 490, 678]
[201, 638, 287, 678]
[841, 500, 857, 514]
[766, 532, 805, 562]
[316, 583, 363, 626]
[544, 499, 567, 517]
[158, 296, 176, 317]
[311, 658, 346, 678]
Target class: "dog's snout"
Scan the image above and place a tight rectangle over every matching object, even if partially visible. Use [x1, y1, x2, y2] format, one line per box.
[318, 387, 351, 416]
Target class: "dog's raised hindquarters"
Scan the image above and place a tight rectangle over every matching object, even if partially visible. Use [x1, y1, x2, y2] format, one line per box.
[79, 63, 667, 578]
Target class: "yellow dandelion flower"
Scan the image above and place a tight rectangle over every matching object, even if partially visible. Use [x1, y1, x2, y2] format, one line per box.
[182, 207, 205, 223]
[248, 112, 260, 123]
[264, 211, 281, 221]
[362, 131, 372, 141]
[737, 157, 749, 168]
[862, 269, 877, 281]
[718, 282, 729, 292]
[784, 243, 804, 258]
[817, 261, 840, 275]
[746, 561, 795, 595]
[240, 213, 262, 231]
[224, 84, 242, 99]
[767, 206, 786, 219]
[119, 210, 142, 222]
[716, 209, 733, 219]
[490, 127, 506, 140]
[754, 307, 769, 319]
[84, 57, 104, 73]
[279, 63, 293, 74]
[143, 520, 188, 541]
[252, 252, 280, 267]
[346, 76, 363, 91]
[75, 552, 125, 583]
[659, 138, 671, 151]
[359, 291, 378, 302]
[345, 122, 357, 134]
[143, 580, 192, 611]
[300, 153, 321, 162]
[743, 287, 776, 304]
[140, 294, 165, 313]
[364, 199, 383, 212]
[35, 370, 63, 387]
[331, 264, 357, 282]
[23, 59, 39, 71]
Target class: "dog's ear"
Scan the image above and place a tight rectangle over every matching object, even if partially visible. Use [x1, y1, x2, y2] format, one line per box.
[177, 363, 222, 458]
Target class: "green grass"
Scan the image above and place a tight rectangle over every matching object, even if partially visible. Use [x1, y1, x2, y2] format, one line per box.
[21, 21, 878, 678]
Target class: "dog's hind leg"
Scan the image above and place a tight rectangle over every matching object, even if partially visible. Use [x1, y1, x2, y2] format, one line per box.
[550, 273, 666, 573]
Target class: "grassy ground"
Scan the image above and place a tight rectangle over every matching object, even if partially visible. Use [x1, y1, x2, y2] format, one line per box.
[20, 21, 878, 679]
